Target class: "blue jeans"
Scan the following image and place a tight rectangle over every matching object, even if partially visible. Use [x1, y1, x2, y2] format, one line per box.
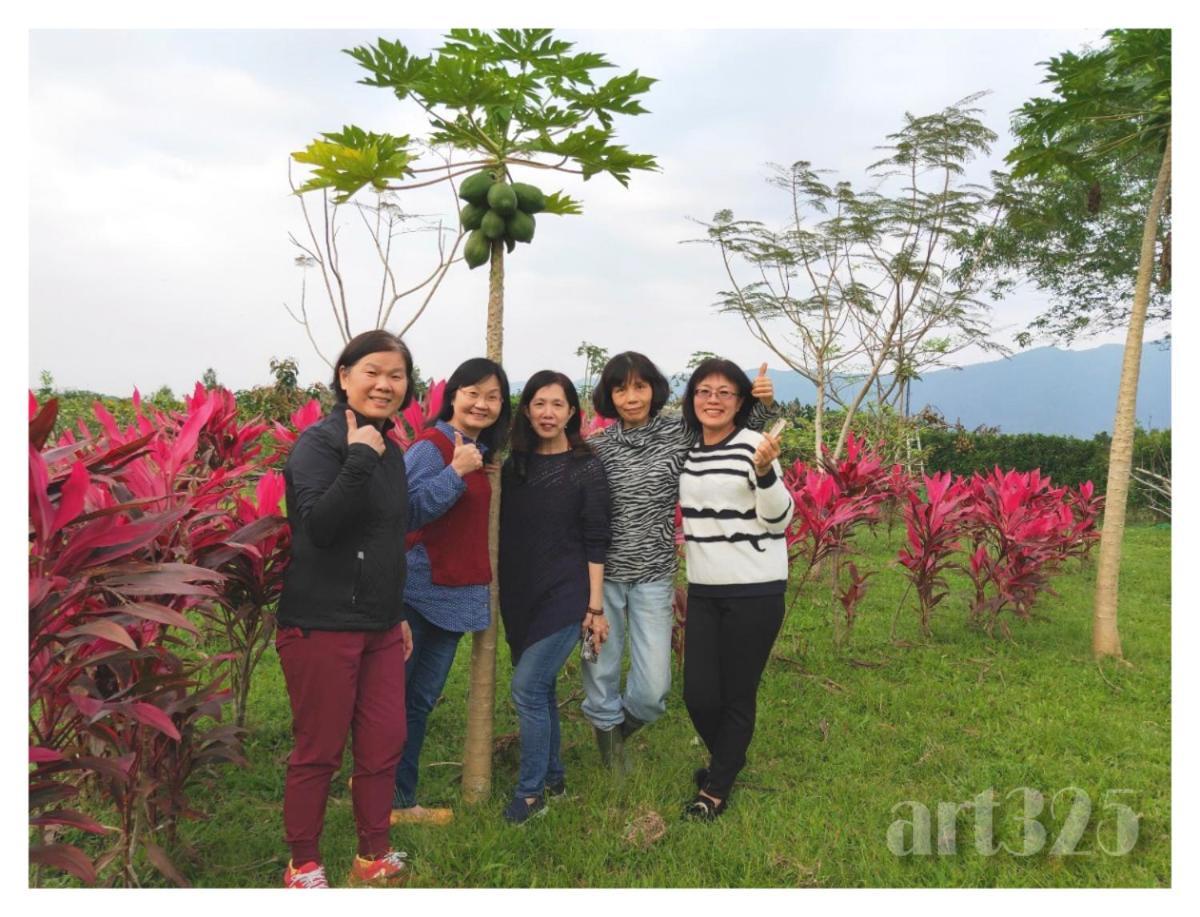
[581, 578, 675, 730]
[392, 609, 464, 807]
[510, 622, 579, 799]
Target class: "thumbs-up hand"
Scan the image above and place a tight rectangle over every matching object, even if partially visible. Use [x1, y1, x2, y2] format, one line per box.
[751, 362, 775, 406]
[450, 429, 484, 477]
[346, 410, 385, 456]
[752, 429, 782, 477]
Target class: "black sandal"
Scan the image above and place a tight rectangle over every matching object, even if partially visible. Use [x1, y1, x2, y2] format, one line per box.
[682, 792, 727, 821]
[693, 768, 708, 791]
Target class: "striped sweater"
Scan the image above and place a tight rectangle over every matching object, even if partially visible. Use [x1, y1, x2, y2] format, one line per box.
[679, 427, 794, 596]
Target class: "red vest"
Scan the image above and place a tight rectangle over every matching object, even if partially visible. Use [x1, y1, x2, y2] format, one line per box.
[406, 428, 492, 586]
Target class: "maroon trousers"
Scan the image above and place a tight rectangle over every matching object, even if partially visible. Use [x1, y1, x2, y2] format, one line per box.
[276, 622, 407, 863]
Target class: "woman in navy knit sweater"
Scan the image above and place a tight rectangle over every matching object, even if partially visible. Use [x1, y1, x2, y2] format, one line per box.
[677, 357, 793, 821]
[499, 371, 611, 824]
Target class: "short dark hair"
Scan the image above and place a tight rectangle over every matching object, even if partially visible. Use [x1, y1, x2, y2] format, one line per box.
[331, 330, 415, 410]
[510, 370, 591, 479]
[433, 357, 512, 454]
[681, 357, 755, 435]
[592, 351, 671, 420]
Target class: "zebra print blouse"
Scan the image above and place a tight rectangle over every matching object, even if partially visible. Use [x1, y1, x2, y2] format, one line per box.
[587, 403, 777, 584]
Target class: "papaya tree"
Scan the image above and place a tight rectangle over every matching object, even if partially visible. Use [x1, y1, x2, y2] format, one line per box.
[293, 29, 657, 801]
[990, 29, 1171, 659]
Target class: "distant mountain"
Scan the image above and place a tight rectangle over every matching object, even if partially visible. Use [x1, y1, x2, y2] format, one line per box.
[759, 344, 1171, 437]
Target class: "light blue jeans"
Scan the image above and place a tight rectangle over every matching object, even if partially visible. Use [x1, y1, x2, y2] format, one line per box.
[581, 577, 675, 730]
[510, 622, 580, 799]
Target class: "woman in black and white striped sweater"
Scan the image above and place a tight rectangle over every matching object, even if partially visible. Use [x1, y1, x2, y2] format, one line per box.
[678, 357, 793, 820]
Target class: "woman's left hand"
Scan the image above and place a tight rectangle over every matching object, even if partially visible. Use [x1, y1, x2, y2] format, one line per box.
[753, 432, 782, 477]
[751, 362, 774, 407]
[585, 612, 610, 646]
[483, 460, 502, 476]
[400, 620, 414, 662]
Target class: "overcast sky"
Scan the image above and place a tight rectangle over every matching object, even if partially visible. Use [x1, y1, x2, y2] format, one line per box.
[29, 26, 1162, 396]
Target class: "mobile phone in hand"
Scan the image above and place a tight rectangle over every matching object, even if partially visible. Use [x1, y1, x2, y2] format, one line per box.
[580, 628, 598, 664]
[768, 417, 788, 438]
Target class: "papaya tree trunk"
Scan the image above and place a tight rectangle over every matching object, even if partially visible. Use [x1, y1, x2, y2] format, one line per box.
[1092, 130, 1171, 660]
[461, 239, 505, 803]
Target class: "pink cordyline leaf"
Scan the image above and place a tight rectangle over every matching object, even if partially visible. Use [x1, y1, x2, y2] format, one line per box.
[29, 446, 54, 548]
[49, 462, 91, 538]
[29, 844, 97, 885]
[29, 746, 66, 763]
[254, 470, 286, 517]
[29, 390, 37, 420]
[292, 399, 323, 431]
[129, 702, 182, 741]
[168, 393, 217, 474]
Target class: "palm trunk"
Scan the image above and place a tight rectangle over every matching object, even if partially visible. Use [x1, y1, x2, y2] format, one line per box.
[1092, 130, 1171, 659]
[461, 239, 505, 802]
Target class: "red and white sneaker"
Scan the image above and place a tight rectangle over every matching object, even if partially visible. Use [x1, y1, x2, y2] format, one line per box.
[347, 849, 410, 887]
[283, 859, 330, 888]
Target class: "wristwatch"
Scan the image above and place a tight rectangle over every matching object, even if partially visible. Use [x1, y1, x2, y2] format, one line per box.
[586, 606, 604, 616]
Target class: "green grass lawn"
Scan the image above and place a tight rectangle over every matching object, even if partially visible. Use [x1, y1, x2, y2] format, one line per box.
[98, 523, 1178, 887]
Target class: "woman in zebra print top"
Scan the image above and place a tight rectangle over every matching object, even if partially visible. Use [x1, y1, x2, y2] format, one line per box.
[581, 351, 777, 769]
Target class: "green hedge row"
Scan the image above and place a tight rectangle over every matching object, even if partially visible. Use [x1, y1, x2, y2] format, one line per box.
[920, 427, 1171, 504]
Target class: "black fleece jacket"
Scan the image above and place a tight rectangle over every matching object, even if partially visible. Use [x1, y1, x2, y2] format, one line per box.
[276, 404, 409, 632]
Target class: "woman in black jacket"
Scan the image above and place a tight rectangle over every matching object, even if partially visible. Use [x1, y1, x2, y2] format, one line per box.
[275, 330, 416, 888]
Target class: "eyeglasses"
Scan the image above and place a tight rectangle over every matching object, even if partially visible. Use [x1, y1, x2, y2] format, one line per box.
[694, 387, 738, 402]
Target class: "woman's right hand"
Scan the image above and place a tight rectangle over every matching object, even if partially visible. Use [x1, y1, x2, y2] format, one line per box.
[450, 431, 484, 477]
[346, 410, 385, 456]
[585, 612, 610, 646]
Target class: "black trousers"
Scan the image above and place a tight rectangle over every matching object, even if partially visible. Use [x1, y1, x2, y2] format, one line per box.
[682, 592, 785, 799]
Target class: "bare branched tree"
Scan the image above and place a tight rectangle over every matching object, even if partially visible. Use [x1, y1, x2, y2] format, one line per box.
[693, 95, 1009, 459]
[283, 145, 467, 367]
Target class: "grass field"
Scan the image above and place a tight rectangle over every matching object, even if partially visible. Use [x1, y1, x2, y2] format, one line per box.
[48, 522, 1172, 888]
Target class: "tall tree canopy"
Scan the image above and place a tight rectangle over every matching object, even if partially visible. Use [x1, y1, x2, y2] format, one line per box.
[975, 29, 1171, 346]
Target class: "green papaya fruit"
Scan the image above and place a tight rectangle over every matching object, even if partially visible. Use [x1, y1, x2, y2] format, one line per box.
[459, 170, 496, 206]
[511, 182, 546, 214]
[504, 236, 516, 254]
[486, 182, 518, 217]
[507, 209, 536, 244]
[460, 202, 486, 231]
[480, 209, 507, 240]
[463, 229, 491, 269]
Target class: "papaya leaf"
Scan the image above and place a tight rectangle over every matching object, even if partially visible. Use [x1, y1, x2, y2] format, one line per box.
[540, 191, 583, 216]
[292, 127, 415, 203]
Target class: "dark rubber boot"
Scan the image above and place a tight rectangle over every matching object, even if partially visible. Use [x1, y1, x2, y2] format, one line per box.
[619, 713, 646, 739]
[593, 725, 624, 772]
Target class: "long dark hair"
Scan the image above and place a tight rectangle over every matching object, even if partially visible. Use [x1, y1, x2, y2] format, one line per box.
[681, 357, 755, 435]
[331, 329, 415, 410]
[591, 350, 671, 420]
[431, 357, 512, 454]
[510, 370, 591, 480]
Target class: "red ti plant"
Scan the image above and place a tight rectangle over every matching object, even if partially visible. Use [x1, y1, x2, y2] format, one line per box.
[783, 461, 889, 586]
[960, 467, 1073, 636]
[191, 470, 290, 728]
[896, 471, 971, 636]
[1062, 480, 1104, 563]
[835, 561, 875, 646]
[29, 396, 244, 888]
[783, 456, 888, 645]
